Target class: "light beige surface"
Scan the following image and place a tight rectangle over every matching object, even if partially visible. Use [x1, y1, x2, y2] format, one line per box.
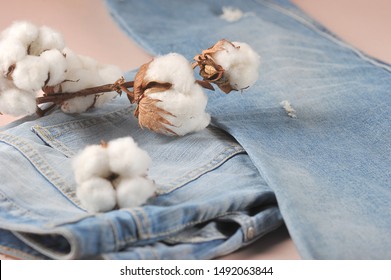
[1, 0, 390, 260]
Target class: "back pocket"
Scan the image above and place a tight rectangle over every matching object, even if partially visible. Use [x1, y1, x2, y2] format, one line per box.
[32, 106, 245, 194]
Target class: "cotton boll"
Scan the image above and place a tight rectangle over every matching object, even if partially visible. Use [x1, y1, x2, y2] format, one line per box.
[39, 49, 67, 86]
[12, 55, 49, 92]
[0, 39, 27, 74]
[63, 47, 83, 69]
[61, 95, 97, 114]
[60, 68, 103, 113]
[145, 53, 196, 94]
[107, 137, 151, 178]
[0, 76, 14, 92]
[72, 144, 111, 184]
[92, 64, 122, 107]
[147, 83, 211, 136]
[213, 41, 260, 90]
[29, 26, 65, 55]
[1, 21, 39, 47]
[61, 68, 101, 92]
[0, 88, 36, 116]
[59, 67, 106, 113]
[78, 54, 99, 70]
[115, 177, 156, 208]
[76, 177, 116, 213]
[97, 64, 122, 84]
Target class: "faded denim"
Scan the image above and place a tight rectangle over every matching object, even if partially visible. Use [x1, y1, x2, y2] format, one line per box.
[1, 0, 390, 259]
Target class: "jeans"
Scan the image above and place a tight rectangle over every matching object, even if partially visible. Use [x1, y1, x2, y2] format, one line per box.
[1, 0, 390, 259]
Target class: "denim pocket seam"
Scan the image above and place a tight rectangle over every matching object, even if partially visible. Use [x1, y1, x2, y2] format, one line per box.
[0, 132, 81, 208]
[35, 107, 133, 139]
[32, 125, 76, 158]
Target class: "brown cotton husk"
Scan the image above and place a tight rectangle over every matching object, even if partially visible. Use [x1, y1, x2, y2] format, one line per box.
[135, 96, 177, 135]
[132, 60, 176, 135]
[193, 39, 239, 94]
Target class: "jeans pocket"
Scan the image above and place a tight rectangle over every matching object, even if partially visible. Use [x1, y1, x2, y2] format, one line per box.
[31, 106, 245, 194]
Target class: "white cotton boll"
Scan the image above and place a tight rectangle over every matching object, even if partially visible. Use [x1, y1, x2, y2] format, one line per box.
[29, 25, 65, 55]
[78, 54, 99, 70]
[0, 76, 14, 92]
[60, 68, 102, 113]
[148, 84, 211, 136]
[0, 39, 27, 73]
[115, 177, 156, 208]
[63, 47, 83, 69]
[39, 49, 67, 86]
[93, 64, 122, 107]
[72, 144, 111, 184]
[61, 68, 101, 92]
[61, 95, 97, 114]
[60, 68, 103, 113]
[146, 53, 196, 94]
[97, 64, 122, 84]
[1, 21, 39, 47]
[107, 137, 151, 178]
[213, 41, 260, 90]
[0, 88, 36, 116]
[12, 55, 49, 92]
[76, 177, 117, 213]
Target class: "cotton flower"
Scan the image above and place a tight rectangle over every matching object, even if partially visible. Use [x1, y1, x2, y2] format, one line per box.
[114, 177, 156, 208]
[0, 87, 36, 116]
[193, 39, 260, 93]
[106, 137, 151, 178]
[0, 21, 39, 47]
[72, 137, 156, 213]
[29, 25, 65, 55]
[59, 49, 121, 113]
[39, 49, 67, 86]
[12, 55, 49, 92]
[133, 53, 211, 136]
[72, 143, 111, 185]
[0, 39, 27, 75]
[76, 177, 117, 213]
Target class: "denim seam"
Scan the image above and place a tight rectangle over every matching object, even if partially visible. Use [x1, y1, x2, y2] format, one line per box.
[105, 215, 122, 252]
[126, 209, 142, 243]
[157, 145, 246, 195]
[32, 107, 133, 138]
[32, 125, 76, 158]
[0, 132, 81, 208]
[258, 0, 391, 73]
[127, 208, 152, 242]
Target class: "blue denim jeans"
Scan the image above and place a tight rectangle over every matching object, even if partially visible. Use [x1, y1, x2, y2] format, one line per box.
[1, 0, 390, 259]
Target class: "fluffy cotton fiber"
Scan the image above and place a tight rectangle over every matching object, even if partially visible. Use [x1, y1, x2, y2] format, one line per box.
[12, 55, 49, 92]
[213, 41, 260, 91]
[72, 137, 156, 213]
[0, 88, 36, 116]
[143, 53, 211, 136]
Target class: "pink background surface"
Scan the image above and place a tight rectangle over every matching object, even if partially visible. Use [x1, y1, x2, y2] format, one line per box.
[1, 0, 390, 259]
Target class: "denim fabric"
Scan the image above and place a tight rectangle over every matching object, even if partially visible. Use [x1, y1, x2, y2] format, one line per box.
[102, 0, 391, 259]
[0, 67, 282, 259]
[0, 0, 390, 260]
